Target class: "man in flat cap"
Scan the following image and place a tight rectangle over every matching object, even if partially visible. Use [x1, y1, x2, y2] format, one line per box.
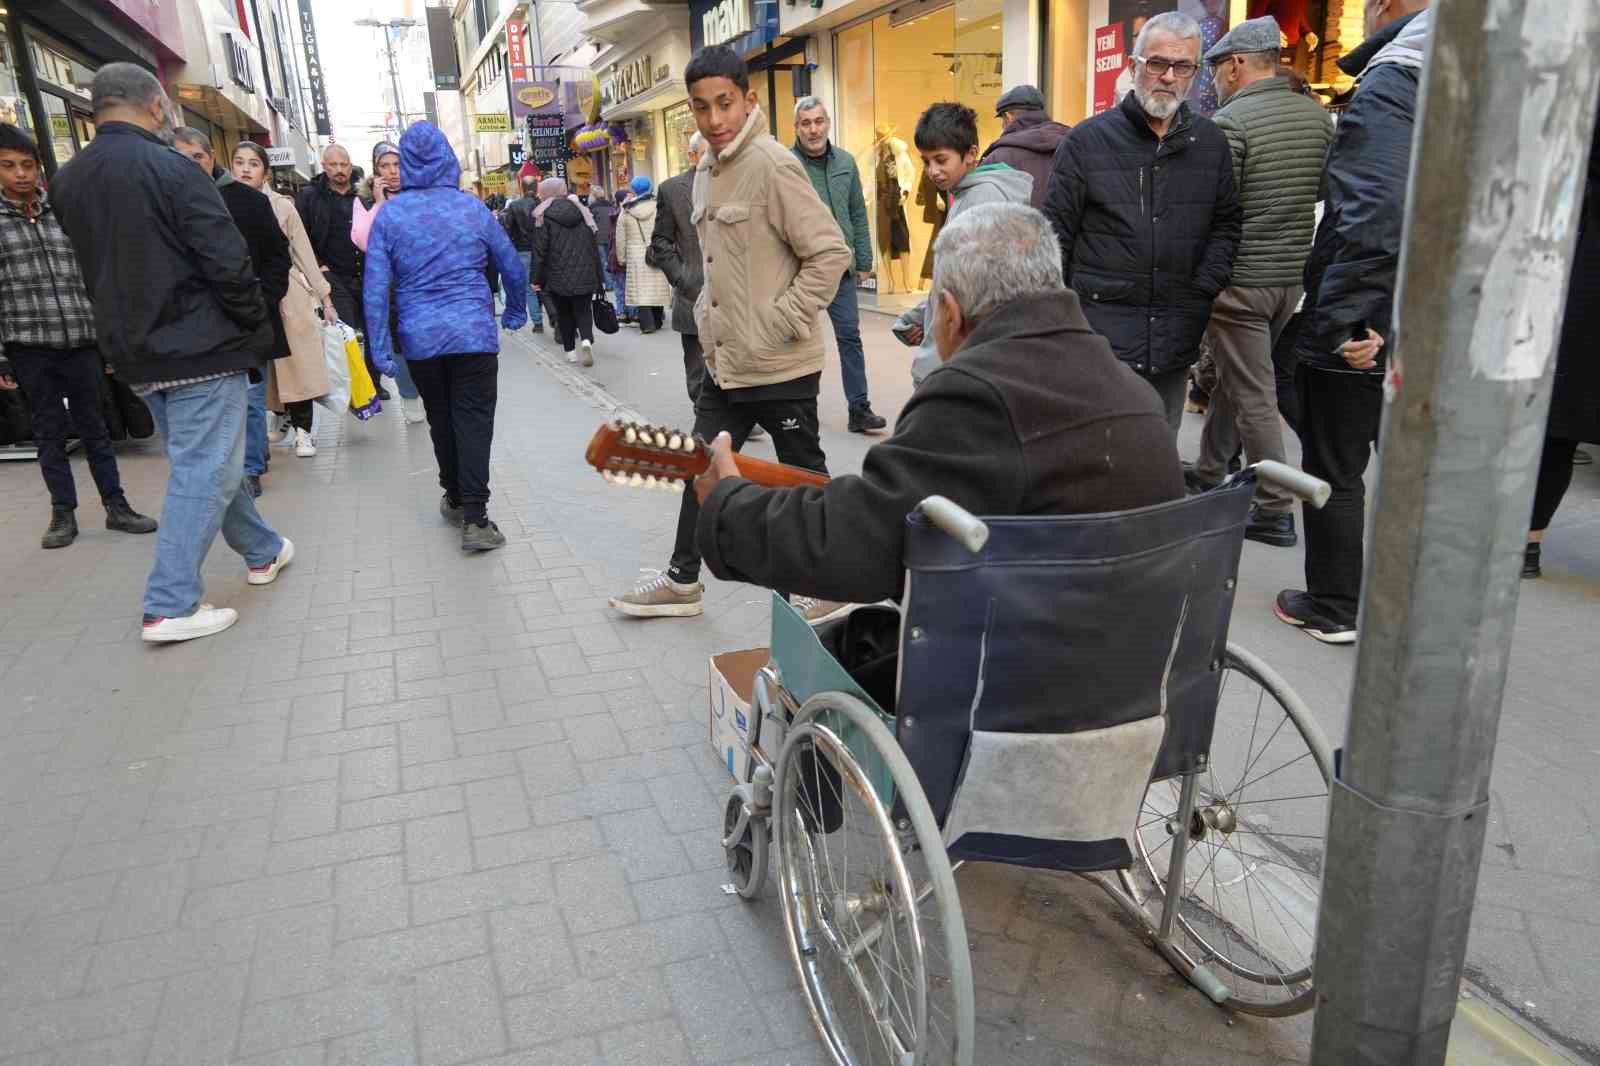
[979, 85, 1069, 211]
[1188, 15, 1332, 549]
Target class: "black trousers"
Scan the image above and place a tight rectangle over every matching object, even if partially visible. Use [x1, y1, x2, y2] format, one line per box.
[328, 271, 381, 387]
[636, 306, 665, 333]
[549, 294, 594, 351]
[668, 375, 827, 583]
[1531, 436, 1581, 532]
[284, 399, 314, 432]
[407, 353, 498, 524]
[1296, 365, 1383, 626]
[8, 345, 125, 511]
[680, 333, 706, 406]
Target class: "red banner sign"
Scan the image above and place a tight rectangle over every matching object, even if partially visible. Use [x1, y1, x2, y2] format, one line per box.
[506, 19, 532, 82]
[1092, 23, 1125, 115]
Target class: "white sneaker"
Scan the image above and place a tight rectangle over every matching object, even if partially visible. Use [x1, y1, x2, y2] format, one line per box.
[246, 537, 295, 586]
[580, 340, 594, 367]
[792, 597, 853, 626]
[565, 349, 578, 365]
[142, 604, 238, 644]
[401, 397, 426, 424]
[267, 415, 289, 445]
[294, 429, 316, 457]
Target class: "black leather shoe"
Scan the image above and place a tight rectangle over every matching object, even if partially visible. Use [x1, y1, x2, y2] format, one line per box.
[1246, 506, 1297, 547]
[1522, 542, 1542, 578]
[848, 404, 887, 434]
[42, 508, 78, 549]
[106, 499, 158, 535]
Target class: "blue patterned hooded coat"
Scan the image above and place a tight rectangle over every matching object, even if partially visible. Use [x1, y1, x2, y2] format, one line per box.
[364, 121, 527, 365]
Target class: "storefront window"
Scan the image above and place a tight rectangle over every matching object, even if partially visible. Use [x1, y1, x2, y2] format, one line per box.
[833, 0, 1004, 305]
[753, 65, 800, 142]
[41, 95, 76, 166]
[28, 36, 94, 101]
[662, 100, 697, 178]
[0, 33, 35, 138]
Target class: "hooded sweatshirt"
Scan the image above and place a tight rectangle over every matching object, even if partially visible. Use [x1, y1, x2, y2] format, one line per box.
[363, 121, 527, 363]
[899, 163, 1034, 383]
[980, 112, 1070, 211]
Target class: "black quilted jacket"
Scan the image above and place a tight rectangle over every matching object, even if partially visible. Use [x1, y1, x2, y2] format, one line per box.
[1041, 92, 1241, 376]
[531, 199, 604, 296]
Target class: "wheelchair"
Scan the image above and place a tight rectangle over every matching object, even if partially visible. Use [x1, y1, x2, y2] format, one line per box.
[718, 463, 1336, 1066]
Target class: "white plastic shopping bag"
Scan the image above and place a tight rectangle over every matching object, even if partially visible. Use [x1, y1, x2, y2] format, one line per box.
[315, 320, 354, 415]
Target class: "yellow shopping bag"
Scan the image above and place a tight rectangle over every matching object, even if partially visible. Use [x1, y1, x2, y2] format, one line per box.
[345, 329, 381, 420]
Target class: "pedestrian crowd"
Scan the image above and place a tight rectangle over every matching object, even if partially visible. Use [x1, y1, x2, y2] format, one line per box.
[0, 0, 1590, 650]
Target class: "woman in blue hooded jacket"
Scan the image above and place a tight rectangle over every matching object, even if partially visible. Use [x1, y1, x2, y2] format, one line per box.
[364, 121, 527, 552]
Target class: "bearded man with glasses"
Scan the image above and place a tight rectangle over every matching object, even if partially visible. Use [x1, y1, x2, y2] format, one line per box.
[1042, 10, 1241, 434]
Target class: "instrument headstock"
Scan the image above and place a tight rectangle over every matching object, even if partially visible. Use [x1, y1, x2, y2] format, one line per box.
[584, 420, 707, 490]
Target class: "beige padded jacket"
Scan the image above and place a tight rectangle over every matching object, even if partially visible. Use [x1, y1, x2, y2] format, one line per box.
[691, 107, 851, 390]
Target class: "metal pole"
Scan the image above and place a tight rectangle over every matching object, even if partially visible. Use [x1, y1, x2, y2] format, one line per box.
[1311, 4, 1600, 1064]
[383, 25, 407, 134]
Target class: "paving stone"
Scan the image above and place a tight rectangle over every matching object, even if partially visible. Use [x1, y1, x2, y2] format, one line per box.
[573, 913, 728, 980]
[515, 741, 584, 797]
[0, 979, 164, 1058]
[336, 856, 409, 941]
[473, 820, 604, 870]
[285, 725, 397, 761]
[489, 904, 575, 997]
[598, 1020, 694, 1066]
[503, 969, 671, 1045]
[342, 746, 402, 801]
[597, 810, 693, 882]
[347, 696, 452, 730]
[465, 776, 532, 837]
[403, 752, 520, 792]
[465, 1038, 603, 1066]
[0, 872, 117, 927]
[455, 722, 564, 758]
[333, 916, 488, 983]
[98, 860, 191, 941]
[410, 862, 555, 925]
[416, 955, 507, 1065]
[406, 813, 475, 882]
[449, 690, 507, 733]
[273, 780, 340, 841]
[552, 854, 637, 935]
[399, 716, 459, 766]
[563, 713, 624, 763]
[343, 785, 465, 830]
[183, 867, 333, 927]
[146, 963, 250, 1066]
[266, 824, 402, 875]
[237, 984, 395, 1059]
[248, 904, 337, 1002]
[53, 826, 204, 880]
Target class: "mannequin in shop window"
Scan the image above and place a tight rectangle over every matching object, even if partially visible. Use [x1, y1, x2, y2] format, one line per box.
[874, 124, 915, 294]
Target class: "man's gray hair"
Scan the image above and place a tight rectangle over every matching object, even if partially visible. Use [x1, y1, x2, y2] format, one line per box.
[794, 95, 828, 120]
[90, 62, 165, 116]
[688, 131, 705, 152]
[1134, 11, 1203, 56]
[171, 127, 210, 152]
[931, 203, 1064, 323]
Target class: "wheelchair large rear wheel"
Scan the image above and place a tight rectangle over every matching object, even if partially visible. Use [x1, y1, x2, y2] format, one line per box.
[773, 691, 975, 1066]
[1136, 643, 1333, 1017]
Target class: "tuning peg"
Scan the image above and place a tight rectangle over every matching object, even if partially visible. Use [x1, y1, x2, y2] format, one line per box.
[652, 430, 667, 448]
[624, 425, 638, 445]
[601, 470, 615, 484]
[628, 472, 644, 488]
[666, 433, 682, 451]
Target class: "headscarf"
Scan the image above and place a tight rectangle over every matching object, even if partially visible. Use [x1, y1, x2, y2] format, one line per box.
[532, 176, 597, 231]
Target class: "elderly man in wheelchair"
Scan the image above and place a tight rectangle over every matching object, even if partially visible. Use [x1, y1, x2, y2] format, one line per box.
[693, 203, 1336, 1066]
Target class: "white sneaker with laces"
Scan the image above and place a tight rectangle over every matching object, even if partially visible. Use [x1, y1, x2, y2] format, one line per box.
[580, 340, 594, 367]
[791, 597, 853, 626]
[247, 537, 295, 586]
[609, 572, 704, 618]
[294, 429, 316, 457]
[565, 349, 578, 365]
[142, 604, 238, 644]
[401, 397, 426, 424]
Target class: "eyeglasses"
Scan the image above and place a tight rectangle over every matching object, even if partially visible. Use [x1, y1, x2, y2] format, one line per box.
[1136, 57, 1199, 78]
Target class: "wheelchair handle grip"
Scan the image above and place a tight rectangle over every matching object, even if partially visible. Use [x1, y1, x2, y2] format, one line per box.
[918, 496, 990, 554]
[1253, 461, 1332, 509]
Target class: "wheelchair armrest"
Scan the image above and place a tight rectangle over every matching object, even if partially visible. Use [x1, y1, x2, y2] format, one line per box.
[917, 496, 990, 554]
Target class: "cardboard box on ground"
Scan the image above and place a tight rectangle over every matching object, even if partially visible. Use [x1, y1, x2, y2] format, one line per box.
[708, 648, 780, 780]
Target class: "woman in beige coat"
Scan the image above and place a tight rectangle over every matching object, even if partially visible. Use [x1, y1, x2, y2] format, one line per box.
[618, 176, 671, 334]
[232, 142, 333, 456]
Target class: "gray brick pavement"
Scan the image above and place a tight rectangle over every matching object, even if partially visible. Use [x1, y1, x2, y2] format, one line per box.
[0, 324, 1591, 1065]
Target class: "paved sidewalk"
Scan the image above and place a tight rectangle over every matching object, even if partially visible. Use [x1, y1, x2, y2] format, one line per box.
[0, 324, 1593, 1065]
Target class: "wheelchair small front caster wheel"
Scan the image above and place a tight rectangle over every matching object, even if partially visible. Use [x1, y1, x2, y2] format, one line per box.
[723, 790, 769, 900]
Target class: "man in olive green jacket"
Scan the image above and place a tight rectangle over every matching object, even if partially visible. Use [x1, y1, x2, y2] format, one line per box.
[1192, 15, 1333, 548]
[792, 96, 887, 434]
[610, 45, 851, 620]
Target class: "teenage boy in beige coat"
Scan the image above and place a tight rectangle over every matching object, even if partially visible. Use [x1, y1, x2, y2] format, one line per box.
[610, 44, 852, 619]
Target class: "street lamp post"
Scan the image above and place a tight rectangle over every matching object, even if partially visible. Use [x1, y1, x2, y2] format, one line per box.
[355, 17, 418, 139]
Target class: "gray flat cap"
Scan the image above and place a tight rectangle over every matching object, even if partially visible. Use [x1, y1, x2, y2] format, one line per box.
[994, 85, 1046, 116]
[1203, 16, 1284, 62]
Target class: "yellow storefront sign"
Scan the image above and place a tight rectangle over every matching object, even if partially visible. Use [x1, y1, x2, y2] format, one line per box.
[481, 172, 509, 194]
[516, 84, 556, 110]
[474, 113, 512, 133]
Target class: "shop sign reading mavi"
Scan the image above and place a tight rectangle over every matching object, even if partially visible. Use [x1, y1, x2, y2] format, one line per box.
[690, 0, 778, 55]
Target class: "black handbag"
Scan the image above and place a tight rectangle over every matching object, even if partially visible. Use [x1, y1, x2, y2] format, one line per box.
[592, 294, 619, 335]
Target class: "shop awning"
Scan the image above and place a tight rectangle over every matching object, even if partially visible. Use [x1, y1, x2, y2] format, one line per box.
[601, 80, 688, 121]
[173, 83, 268, 137]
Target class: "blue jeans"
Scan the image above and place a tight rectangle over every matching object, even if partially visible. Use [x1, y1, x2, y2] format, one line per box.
[827, 272, 869, 408]
[391, 353, 418, 400]
[606, 258, 632, 316]
[141, 373, 284, 620]
[519, 252, 544, 325]
[245, 378, 268, 476]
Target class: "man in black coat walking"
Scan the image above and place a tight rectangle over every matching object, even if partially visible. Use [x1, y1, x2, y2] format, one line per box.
[1273, 1, 1431, 644]
[51, 63, 293, 645]
[173, 127, 290, 498]
[647, 133, 708, 405]
[296, 145, 386, 396]
[1041, 11, 1241, 434]
[500, 176, 548, 332]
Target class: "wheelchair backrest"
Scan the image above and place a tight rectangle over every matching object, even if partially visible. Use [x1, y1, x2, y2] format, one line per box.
[896, 481, 1254, 825]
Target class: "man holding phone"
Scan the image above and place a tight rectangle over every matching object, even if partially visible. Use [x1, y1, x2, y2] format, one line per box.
[1273, 0, 1432, 644]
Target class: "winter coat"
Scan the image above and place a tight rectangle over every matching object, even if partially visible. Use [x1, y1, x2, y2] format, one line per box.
[1549, 115, 1600, 444]
[1211, 78, 1332, 288]
[619, 196, 671, 308]
[263, 186, 332, 405]
[793, 142, 873, 273]
[1042, 92, 1243, 377]
[697, 289, 1186, 604]
[533, 199, 604, 296]
[979, 111, 1071, 211]
[1294, 10, 1428, 374]
[363, 121, 527, 364]
[0, 189, 96, 373]
[214, 167, 291, 362]
[583, 192, 616, 254]
[646, 171, 703, 335]
[691, 106, 854, 391]
[295, 172, 363, 277]
[899, 163, 1035, 383]
[49, 122, 273, 385]
[501, 195, 537, 252]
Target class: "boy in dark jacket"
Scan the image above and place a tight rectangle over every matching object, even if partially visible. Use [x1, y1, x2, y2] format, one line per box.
[52, 63, 292, 645]
[0, 122, 157, 549]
